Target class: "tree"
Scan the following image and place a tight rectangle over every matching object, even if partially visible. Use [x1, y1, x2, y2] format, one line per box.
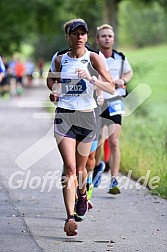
[1, 0, 167, 57]
[119, 1, 167, 47]
[103, 0, 122, 48]
[0, 0, 34, 54]
[0, 0, 63, 56]
[103, 0, 167, 48]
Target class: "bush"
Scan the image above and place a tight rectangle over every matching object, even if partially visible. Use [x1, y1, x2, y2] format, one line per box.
[119, 1, 167, 47]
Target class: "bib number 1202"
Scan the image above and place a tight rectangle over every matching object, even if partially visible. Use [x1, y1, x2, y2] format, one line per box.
[61, 79, 86, 95]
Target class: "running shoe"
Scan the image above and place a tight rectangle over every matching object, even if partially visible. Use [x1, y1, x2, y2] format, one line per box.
[74, 212, 84, 222]
[103, 161, 110, 173]
[88, 200, 93, 210]
[74, 200, 92, 220]
[86, 182, 94, 201]
[86, 183, 94, 210]
[64, 215, 77, 236]
[74, 204, 84, 222]
[92, 161, 105, 187]
[74, 190, 85, 222]
[75, 192, 88, 219]
[108, 177, 121, 194]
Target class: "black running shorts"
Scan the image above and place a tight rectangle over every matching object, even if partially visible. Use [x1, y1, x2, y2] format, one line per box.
[54, 107, 96, 142]
[100, 100, 122, 126]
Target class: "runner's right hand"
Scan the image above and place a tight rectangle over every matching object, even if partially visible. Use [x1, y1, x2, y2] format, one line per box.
[49, 92, 59, 102]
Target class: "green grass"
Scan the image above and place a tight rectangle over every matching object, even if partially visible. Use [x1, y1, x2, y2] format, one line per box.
[119, 44, 167, 198]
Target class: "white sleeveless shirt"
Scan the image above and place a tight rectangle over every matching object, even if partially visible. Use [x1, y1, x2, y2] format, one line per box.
[103, 52, 132, 100]
[57, 49, 97, 110]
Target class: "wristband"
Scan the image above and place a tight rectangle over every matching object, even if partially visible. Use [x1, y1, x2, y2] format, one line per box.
[90, 76, 97, 85]
[122, 79, 127, 85]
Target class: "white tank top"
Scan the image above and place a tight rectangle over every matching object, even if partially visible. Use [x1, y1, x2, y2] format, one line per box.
[57, 49, 97, 110]
[103, 52, 131, 99]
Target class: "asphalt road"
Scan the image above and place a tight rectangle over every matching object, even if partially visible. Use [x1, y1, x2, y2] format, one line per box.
[0, 83, 167, 252]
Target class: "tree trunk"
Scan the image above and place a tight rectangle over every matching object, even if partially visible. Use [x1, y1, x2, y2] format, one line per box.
[103, 0, 120, 49]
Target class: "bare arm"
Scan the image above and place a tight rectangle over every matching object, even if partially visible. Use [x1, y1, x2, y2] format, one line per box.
[90, 52, 115, 94]
[46, 69, 55, 91]
[77, 52, 115, 94]
[122, 69, 133, 83]
[46, 55, 62, 90]
[46, 56, 62, 102]
[115, 70, 133, 89]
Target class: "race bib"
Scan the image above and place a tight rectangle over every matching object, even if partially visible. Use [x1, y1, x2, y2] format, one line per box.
[108, 98, 124, 116]
[61, 78, 87, 96]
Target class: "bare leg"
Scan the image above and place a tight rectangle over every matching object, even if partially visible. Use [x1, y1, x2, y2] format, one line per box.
[108, 124, 121, 177]
[86, 151, 96, 173]
[95, 145, 102, 166]
[56, 135, 76, 218]
[76, 141, 91, 194]
[95, 126, 106, 166]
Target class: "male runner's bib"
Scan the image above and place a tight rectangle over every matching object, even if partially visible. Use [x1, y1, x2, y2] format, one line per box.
[108, 97, 124, 116]
[104, 51, 131, 116]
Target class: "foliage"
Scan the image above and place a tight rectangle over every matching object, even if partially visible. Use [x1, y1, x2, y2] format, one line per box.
[62, 0, 104, 49]
[1, 0, 167, 59]
[0, 0, 63, 56]
[119, 1, 167, 47]
[0, 0, 34, 53]
[120, 44, 167, 198]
